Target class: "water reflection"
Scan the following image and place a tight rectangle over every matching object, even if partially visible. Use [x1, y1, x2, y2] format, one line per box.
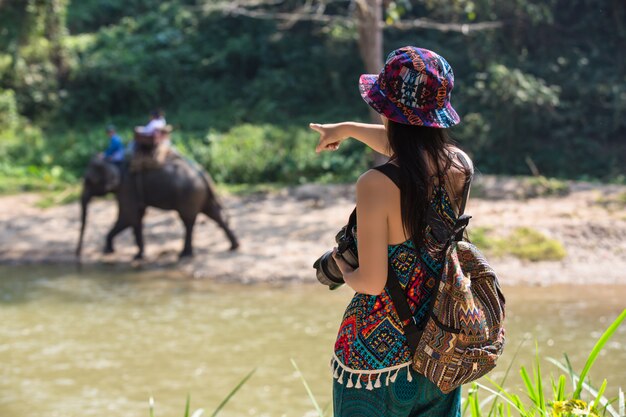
[0, 265, 624, 417]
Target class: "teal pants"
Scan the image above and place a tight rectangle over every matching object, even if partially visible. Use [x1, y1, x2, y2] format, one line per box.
[333, 367, 461, 417]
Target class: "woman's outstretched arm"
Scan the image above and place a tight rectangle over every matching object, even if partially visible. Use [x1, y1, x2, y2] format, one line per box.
[310, 122, 391, 156]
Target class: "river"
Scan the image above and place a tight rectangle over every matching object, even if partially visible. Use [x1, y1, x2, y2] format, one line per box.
[1, 265, 624, 417]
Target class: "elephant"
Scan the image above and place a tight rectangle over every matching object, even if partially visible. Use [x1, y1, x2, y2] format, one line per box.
[76, 155, 239, 261]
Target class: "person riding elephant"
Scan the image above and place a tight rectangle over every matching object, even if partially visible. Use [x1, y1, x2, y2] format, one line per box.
[76, 153, 239, 261]
[101, 125, 125, 167]
[135, 109, 166, 136]
[131, 109, 172, 157]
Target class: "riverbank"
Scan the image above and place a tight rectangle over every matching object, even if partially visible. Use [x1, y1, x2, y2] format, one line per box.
[0, 176, 625, 285]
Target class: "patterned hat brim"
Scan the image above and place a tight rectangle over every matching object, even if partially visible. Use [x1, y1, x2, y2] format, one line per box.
[359, 74, 461, 128]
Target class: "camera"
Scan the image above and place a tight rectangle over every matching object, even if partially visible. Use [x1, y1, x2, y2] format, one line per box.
[313, 225, 359, 290]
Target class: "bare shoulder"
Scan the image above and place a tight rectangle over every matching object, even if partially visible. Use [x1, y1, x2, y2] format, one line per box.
[356, 169, 396, 200]
[448, 146, 474, 173]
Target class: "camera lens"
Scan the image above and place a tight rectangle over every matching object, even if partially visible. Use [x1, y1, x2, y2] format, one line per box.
[313, 250, 345, 287]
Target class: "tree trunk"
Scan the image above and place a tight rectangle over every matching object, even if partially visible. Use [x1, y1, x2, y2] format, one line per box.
[355, 0, 387, 163]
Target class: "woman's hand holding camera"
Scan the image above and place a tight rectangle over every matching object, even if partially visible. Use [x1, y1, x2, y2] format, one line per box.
[332, 248, 355, 275]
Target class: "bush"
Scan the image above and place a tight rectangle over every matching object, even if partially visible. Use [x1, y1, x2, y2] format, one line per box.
[469, 226, 567, 262]
[178, 124, 370, 184]
[506, 227, 567, 261]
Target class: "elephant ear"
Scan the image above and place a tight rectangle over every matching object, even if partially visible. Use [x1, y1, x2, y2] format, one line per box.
[104, 163, 121, 191]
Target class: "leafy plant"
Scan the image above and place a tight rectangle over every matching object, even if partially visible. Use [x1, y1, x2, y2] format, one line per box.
[470, 309, 626, 417]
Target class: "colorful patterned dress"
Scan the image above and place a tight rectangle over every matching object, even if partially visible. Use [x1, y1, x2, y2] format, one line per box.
[331, 171, 462, 416]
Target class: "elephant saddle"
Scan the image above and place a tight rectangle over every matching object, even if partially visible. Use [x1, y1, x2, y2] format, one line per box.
[130, 143, 174, 172]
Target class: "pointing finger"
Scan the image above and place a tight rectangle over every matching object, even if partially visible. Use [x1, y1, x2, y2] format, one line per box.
[309, 123, 324, 133]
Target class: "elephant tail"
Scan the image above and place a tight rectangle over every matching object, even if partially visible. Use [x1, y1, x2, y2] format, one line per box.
[180, 155, 224, 212]
[200, 169, 225, 212]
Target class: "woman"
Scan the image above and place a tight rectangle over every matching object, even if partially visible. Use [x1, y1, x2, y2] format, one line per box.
[310, 46, 473, 417]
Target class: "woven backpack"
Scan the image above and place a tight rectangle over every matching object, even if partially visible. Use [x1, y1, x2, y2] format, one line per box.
[374, 155, 506, 394]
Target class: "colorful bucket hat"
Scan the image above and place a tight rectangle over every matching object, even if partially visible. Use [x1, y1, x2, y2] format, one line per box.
[359, 46, 460, 128]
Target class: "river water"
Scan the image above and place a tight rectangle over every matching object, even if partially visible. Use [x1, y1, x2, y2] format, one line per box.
[0, 265, 624, 417]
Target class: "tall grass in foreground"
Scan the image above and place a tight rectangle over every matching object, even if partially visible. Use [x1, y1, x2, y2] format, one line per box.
[148, 368, 255, 417]
[293, 309, 625, 417]
[159, 310, 624, 416]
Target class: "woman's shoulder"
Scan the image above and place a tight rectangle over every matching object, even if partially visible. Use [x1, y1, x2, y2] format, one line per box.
[355, 168, 399, 203]
[447, 146, 474, 173]
[357, 166, 399, 187]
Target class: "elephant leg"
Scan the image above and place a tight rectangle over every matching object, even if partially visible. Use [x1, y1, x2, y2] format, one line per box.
[179, 213, 197, 258]
[105, 219, 130, 254]
[204, 205, 240, 251]
[132, 208, 146, 260]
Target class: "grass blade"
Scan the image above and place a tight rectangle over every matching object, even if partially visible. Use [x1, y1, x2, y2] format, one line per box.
[184, 394, 190, 417]
[547, 357, 620, 417]
[563, 353, 574, 378]
[519, 366, 537, 405]
[535, 341, 545, 412]
[462, 389, 472, 417]
[556, 374, 566, 401]
[471, 383, 480, 417]
[210, 368, 256, 417]
[478, 381, 527, 415]
[619, 388, 624, 417]
[488, 337, 527, 416]
[591, 379, 607, 410]
[149, 396, 155, 417]
[291, 359, 325, 417]
[573, 309, 626, 399]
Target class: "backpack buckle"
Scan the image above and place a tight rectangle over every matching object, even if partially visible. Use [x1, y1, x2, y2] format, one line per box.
[452, 215, 472, 242]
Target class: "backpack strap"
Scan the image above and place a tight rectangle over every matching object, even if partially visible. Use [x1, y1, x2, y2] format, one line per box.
[372, 162, 401, 188]
[370, 158, 474, 356]
[456, 152, 474, 217]
[452, 152, 474, 241]
[370, 163, 421, 354]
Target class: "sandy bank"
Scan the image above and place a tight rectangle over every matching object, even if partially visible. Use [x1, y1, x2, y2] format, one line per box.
[0, 177, 624, 285]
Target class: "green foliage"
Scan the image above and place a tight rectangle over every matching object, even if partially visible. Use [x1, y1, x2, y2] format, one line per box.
[595, 192, 626, 210]
[468, 227, 493, 250]
[468, 310, 626, 417]
[524, 177, 570, 198]
[0, 163, 72, 194]
[506, 227, 566, 262]
[0, 88, 19, 130]
[35, 185, 82, 208]
[0, 0, 624, 184]
[185, 124, 369, 184]
[469, 227, 566, 262]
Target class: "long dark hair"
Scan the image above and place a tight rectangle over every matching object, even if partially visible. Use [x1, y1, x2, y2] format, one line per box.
[386, 120, 455, 246]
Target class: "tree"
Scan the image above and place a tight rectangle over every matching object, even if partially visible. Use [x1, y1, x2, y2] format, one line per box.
[201, 0, 501, 163]
[0, 0, 71, 119]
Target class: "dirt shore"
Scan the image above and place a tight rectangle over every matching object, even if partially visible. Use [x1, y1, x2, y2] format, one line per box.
[0, 177, 625, 285]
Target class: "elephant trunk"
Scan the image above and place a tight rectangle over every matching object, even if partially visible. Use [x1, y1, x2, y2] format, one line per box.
[76, 188, 91, 261]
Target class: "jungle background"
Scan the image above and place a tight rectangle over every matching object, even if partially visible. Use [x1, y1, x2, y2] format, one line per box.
[1, 0, 625, 191]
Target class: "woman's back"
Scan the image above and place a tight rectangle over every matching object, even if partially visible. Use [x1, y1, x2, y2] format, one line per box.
[383, 147, 473, 246]
[332, 148, 473, 377]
